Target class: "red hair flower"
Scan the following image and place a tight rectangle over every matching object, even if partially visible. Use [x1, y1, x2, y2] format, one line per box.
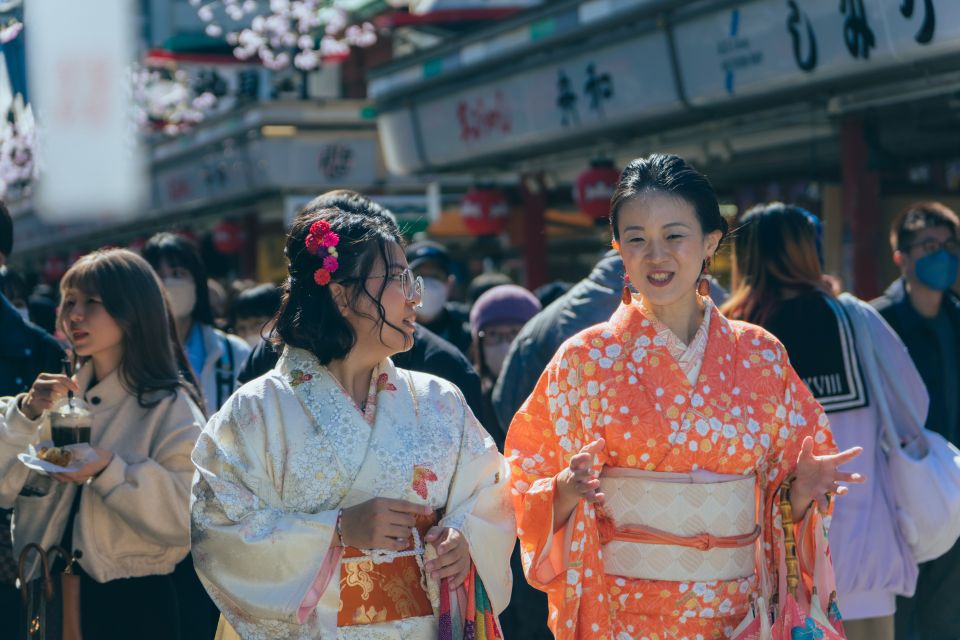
[313, 268, 331, 286]
[310, 220, 331, 236]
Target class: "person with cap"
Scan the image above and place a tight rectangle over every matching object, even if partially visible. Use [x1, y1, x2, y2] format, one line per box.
[468, 284, 541, 447]
[406, 240, 472, 355]
[0, 200, 65, 638]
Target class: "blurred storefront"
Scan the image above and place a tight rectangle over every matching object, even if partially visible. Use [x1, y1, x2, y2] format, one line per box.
[371, 0, 960, 296]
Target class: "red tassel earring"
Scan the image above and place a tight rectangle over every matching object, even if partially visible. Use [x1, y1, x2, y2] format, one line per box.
[697, 258, 712, 297]
[622, 274, 633, 305]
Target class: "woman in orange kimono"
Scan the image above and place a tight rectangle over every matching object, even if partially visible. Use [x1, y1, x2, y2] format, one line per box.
[506, 154, 863, 640]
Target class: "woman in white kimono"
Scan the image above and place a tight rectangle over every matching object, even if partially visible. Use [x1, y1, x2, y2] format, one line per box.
[190, 207, 515, 640]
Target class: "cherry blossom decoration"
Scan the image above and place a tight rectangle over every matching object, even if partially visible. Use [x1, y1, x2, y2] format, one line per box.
[0, 95, 38, 200]
[131, 65, 219, 136]
[191, 0, 400, 71]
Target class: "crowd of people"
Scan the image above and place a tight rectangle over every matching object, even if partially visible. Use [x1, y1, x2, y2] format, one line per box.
[0, 155, 956, 640]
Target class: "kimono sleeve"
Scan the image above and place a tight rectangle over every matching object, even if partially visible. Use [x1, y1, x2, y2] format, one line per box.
[505, 341, 608, 638]
[190, 389, 339, 627]
[762, 354, 840, 611]
[437, 395, 515, 615]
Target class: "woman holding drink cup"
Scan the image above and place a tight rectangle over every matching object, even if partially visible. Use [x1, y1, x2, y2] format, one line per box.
[0, 249, 205, 639]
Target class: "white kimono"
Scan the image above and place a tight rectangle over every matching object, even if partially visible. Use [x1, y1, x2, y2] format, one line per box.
[190, 346, 515, 640]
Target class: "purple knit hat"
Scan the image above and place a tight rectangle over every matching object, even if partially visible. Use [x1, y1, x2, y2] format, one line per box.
[469, 284, 542, 338]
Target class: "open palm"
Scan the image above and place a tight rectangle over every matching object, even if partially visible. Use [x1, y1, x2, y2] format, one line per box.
[791, 436, 864, 518]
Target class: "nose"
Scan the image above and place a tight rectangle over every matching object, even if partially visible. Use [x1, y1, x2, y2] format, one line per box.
[645, 238, 668, 262]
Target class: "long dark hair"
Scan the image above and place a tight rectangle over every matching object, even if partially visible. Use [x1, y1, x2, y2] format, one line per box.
[272, 207, 407, 364]
[142, 232, 214, 326]
[721, 202, 833, 325]
[59, 249, 203, 410]
[609, 154, 729, 243]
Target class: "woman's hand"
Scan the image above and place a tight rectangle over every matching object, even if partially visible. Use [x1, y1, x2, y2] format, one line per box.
[51, 447, 114, 485]
[20, 374, 80, 421]
[790, 436, 864, 519]
[339, 498, 432, 551]
[553, 438, 606, 530]
[424, 527, 470, 589]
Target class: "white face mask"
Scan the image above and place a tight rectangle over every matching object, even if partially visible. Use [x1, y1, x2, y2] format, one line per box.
[416, 277, 448, 323]
[240, 333, 262, 349]
[482, 342, 512, 377]
[163, 277, 197, 320]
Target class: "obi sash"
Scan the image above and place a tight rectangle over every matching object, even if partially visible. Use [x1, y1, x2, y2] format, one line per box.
[338, 512, 438, 627]
[598, 468, 759, 582]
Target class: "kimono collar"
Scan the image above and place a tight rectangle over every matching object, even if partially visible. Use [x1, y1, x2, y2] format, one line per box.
[608, 296, 737, 389]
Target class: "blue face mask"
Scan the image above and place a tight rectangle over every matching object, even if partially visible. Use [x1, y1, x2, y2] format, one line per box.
[915, 249, 960, 291]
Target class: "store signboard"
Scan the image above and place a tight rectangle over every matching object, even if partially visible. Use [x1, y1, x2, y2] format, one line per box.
[249, 138, 380, 189]
[155, 153, 253, 210]
[26, 0, 146, 221]
[378, 0, 960, 174]
[675, 0, 960, 104]
[380, 32, 679, 174]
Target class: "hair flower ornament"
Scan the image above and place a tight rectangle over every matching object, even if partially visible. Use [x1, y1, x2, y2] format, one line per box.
[306, 220, 340, 286]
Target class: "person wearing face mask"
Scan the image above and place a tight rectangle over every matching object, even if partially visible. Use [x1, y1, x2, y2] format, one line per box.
[406, 240, 472, 355]
[142, 232, 251, 417]
[230, 283, 281, 349]
[467, 284, 541, 448]
[0, 201, 64, 639]
[873, 201, 960, 640]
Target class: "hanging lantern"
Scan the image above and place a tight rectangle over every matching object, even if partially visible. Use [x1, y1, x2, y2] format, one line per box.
[461, 186, 509, 236]
[128, 237, 147, 254]
[42, 255, 67, 284]
[212, 220, 245, 254]
[575, 158, 621, 221]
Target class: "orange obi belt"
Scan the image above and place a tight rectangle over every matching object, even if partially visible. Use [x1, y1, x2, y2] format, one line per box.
[598, 517, 761, 550]
[338, 511, 438, 627]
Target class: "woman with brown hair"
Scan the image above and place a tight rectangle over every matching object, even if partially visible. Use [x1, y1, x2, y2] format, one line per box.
[0, 248, 206, 639]
[722, 203, 924, 640]
[191, 207, 514, 639]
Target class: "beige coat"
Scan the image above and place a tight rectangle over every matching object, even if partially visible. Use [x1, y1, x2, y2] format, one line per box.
[0, 362, 204, 583]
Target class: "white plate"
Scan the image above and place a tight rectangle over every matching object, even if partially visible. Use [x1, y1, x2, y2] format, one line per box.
[17, 442, 95, 475]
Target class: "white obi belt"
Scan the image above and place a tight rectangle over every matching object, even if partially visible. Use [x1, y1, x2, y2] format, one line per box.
[598, 468, 760, 582]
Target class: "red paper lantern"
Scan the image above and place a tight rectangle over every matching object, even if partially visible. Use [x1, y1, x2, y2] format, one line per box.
[461, 187, 509, 236]
[42, 255, 67, 284]
[575, 159, 621, 221]
[212, 221, 245, 254]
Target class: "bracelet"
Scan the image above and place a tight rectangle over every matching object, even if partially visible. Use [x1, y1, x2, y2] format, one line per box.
[335, 508, 345, 547]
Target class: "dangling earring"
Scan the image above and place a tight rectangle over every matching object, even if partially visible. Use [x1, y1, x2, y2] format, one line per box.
[697, 258, 712, 297]
[622, 274, 633, 305]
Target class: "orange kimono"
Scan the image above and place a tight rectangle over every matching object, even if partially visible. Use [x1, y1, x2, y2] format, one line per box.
[506, 299, 840, 640]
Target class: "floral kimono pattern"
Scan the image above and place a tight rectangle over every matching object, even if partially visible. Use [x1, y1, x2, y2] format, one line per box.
[191, 347, 515, 640]
[506, 300, 840, 640]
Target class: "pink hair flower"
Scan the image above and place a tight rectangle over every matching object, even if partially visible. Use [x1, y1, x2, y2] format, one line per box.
[322, 255, 339, 272]
[321, 231, 339, 248]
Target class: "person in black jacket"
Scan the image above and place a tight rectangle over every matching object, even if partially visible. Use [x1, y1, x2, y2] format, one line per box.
[0, 201, 65, 638]
[873, 201, 960, 640]
[237, 191, 484, 420]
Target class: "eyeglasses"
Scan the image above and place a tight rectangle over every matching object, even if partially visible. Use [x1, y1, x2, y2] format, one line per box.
[478, 327, 521, 346]
[908, 238, 960, 257]
[346, 268, 424, 308]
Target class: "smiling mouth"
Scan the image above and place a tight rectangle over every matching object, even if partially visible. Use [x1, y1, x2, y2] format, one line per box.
[71, 330, 89, 340]
[647, 272, 675, 287]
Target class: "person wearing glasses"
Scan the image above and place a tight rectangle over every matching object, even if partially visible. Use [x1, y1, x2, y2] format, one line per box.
[191, 208, 515, 639]
[467, 284, 541, 449]
[873, 201, 960, 640]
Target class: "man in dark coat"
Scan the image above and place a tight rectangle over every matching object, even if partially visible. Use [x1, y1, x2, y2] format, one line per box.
[0, 201, 65, 637]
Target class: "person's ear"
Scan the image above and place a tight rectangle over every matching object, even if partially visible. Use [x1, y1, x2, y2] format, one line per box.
[893, 250, 906, 270]
[329, 282, 350, 315]
[704, 230, 723, 259]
